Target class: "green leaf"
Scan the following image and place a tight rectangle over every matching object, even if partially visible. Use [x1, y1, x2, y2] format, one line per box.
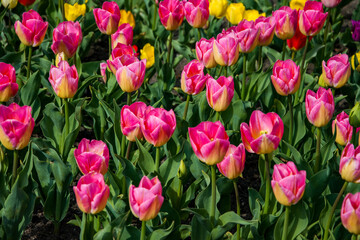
[218, 211, 255, 226]
[149, 221, 175, 240]
[135, 139, 155, 175]
[159, 151, 183, 186]
[20, 71, 41, 106]
[304, 168, 330, 199]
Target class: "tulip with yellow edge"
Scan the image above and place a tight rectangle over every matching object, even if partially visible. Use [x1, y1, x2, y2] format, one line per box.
[119, 9, 135, 28]
[243, 9, 266, 22]
[140, 43, 155, 68]
[65, 2, 86, 21]
[209, 0, 228, 19]
[290, 0, 307, 10]
[226, 3, 245, 25]
[351, 52, 360, 72]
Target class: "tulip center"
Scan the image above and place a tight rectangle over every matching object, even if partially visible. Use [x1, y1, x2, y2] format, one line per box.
[260, 130, 268, 135]
[210, 138, 214, 141]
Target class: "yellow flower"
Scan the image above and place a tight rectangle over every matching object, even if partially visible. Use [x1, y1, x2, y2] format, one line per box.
[119, 10, 135, 28]
[290, 0, 307, 10]
[65, 2, 86, 22]
[226, 3, 245, 25]
[351, 52, 360, 72]
[140, 43, 155, 69]
[209, 0, 228, 19]
[1, 0, 17, 9]
[243, 10, 265, 22]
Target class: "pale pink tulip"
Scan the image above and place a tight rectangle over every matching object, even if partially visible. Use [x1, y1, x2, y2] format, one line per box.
[111, 23, 133, 49]
[271, 6, 297, 40]
[184, 0, 209, 28]
[341, 192, 360, 235]
[213, 31, 239, 66]
[196, 38, 216, 68]
[206, 76, 234, 112]
[339, 144, 360, 183]
[271, 59, 301, 96]
[305, 87, 334, 127]
[332, 112, 353, 146]
[181, 59, 209, 95]
[217, 144, 246, 179]
[121, 102, 147, 142]
[320, 54, 351, 88]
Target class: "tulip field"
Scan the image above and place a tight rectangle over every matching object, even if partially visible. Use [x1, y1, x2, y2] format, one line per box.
[1, 0, 360, 239]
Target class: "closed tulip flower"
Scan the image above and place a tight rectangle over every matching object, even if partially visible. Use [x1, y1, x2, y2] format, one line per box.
[49, 60, 79, 99]
[226, 3, 245, 25]
[184, 0, 209, 28]
[271, 161, 306, 206]
[196, 38, 216, 68]
[271, 59, 301, 96]
[140, 43, 155, 69]
[0, 63, 18, 102]
[217, 144, 246, 179]
[159, 0, 185, 31]
[51, 21, 83, 58]
[93, 1, 120, 35]
[121, 102, 147, 142]
[271, 6, 297, 40]
[287, 23, 312, 51]
[0, 103, 34, 150]
[74, 138, 110, 175]
[243, 10, 266, 22]
[107, 44, 137, 74]
[352, 20, 360, 42]
[14, 10, 48, 47]
[255, 16, 275, 46]
[18, 0, 35, 6]
[119, 10, 136, 28]
[64, 2, 86, 21]
[73, 173, 110, 214]
[189, 121, 230, 165]
[213, 32, 239, 66]
[236, 20, 260, 53]
[305, 87, 334, 127]
[332, 112, 353, 146]
[206, 76, 234, 112]
[321, 0, 341, 8]
[140, 107, 176, 147]
[240, 110, 284, 154]
[290, 0, 307, 10]
[129, 176, 164, 221]
[209, 0, 228, 18]
[339, 144, 360, 183]
[341, 192, 360, 235]
[1, 0, 17, 9]
[299, 1, 328, 37]
[351, 52, 360, 72]
[320, 54, 351, 89]
[111, 23, 133, 49]
[181, 59, 210, 95]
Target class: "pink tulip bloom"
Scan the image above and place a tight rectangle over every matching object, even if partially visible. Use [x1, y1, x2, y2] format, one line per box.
[159, 0, 185, 31]
[188, 121, 230, 165]
[299, 1, 328, 36]
[332, 112, 353, 146]
[107, 44, 137, 74]
[111, 23, 133, 49]
[254, 16, 275, 46]
[184, 0, 209, 28]
[100, 62, 107, 83]
[271, 6, 297, 40]
[0, 103, 34, 150]
[129, 176, 164, 221]
[181, 59, 209, 95]
[51, 21, 83, 58]
[341, 192, 360, 235]
[271, 59, 301, 96]
[305, 87, 334, 127]
[114, 55, 146, 93]
[235, 19, 260, 53]
[121, 102, 147, 142]
[240, 110, 284, 154]
[217, 144, 246, 180]
[213, 31, 239, 66]
[140, 107, 176, 147]
[271, 161, 306, 206]
[14, 10, 48, 47]
[73, 173, 110, 214]
[93, 1, 121, 35]
[196, 38, 217, 69]
[320, 54, 351, 89]
[48, 60, 79, 99]
[339, 144, 360, 183]
[0, 63, 18, 102]
[206, 76, 234, 112]
[321, 0, 342, 8]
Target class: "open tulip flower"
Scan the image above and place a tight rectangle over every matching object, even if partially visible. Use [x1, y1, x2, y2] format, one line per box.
[181, 59, 209, 95]
[121, 102, 147, 142]
[93, 1, 121, 35]
[217, 144, 246, 180]
[341, 192, 360, 235]
[51, 21, 83, 58]
[254, 16, 275, 46]
[320, 54, 351, 89]
[213, 31, 239, 66]
[339, 144, 360, 183]
[184, 0, 209, 28]
[299, 1, 328, 37]
[206, 76, 234, 112]
[196, 38, 216, 68]
[0, 62, 18, 102]
[111, 23, 133, 49]
[271, 6, 297, 40]
[271, 59, 301, 96]
[158, 0, 185, 31]
[305, 87, 334, 127]
[0, 103, 34, 150]
[332, 112, 353, 146]
[235, 20, 260, 53]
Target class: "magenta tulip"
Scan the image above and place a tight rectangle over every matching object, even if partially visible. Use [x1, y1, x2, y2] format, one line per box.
[111, 23, 133, 49]
[332, 112, 353, 146]
[0, 63, 18, 102]
[213, 31, 239, 66]
[196, 37, 216, 68]
[159, 0, 185, 31]
[51, 21, 83, 58]
[305, 87, 334, 127]
[271, 59, 301, 96]
[320, 54, 351, 89]
[181, 59, 209, 95]
[341, 192, 360, 235]
[299, 1, 328, 36]
[254, 16, 276, 46]
[235, 19, 260, 53]
[217, 144, 246, 179]
[206, 76, 234, 112]
[339, 144, 360, 183]
[93, 1, 121, 35]
[121, 102, 147, 142]
[184, 0, 209, 28]
[271, 6, 297, 40]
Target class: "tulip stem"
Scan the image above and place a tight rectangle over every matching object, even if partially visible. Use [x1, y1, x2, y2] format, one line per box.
[282, 206, 290, 240]
[287, 95, 294, 156]
[126, 141, 132, 160]
[291, 51, 295, 61]
[11, 150, 18, 187]
[233, 180, 241, 240]
[241, 54, 247, 100]
[257, 46, 263, 71]
[295, 36, 309, 104]
[323, 17, 330, 59]
[140, 221, 146, 240]
[155, 147, 160, 173]
[210, 165, 217, 226]
[152, 3, 157, 31]
[167, 31, 173, 64]
[183, 94, 191, 120]
[314, 128, 321, 173]
[87, 213, 95, 239]
[26, 47, 33, 81]
[59, 0, 65, 22]
[323, 181, 348, 240]
[263, 153, 271, 215]
[64, 99, 69, 137]
[282, 41, 286, 61]
[215, 111, 220, 121]
[197, 28, 202, 41]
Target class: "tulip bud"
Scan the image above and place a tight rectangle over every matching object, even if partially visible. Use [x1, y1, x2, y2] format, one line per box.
[64, 2, 86, 21]
[305, 87, 334, 127]
[213, 32, 239, 66]
[271, 6, 297, 40]
[320, 54, 351, 89]
[177, 160, 187, 179]
[341, 192, 360, 235]
[111, 23, 133, 49]
[119, 10, 136, 28]
[140, 43, 155, 69]
[1, 0, 17, 9]
[93, 1, 121, 35]
[332, 112, 353, 146]
[159, 0, 185, 31]
[206, 76, 234, 112]
[351, 52, 360, 72]
[271, 59, 301, 96]
[217, 144, 246, 179]
[255, 16, 275, 46]
[236, 20, 260, 53]
[0, 62, 18, 102]
[121, 102, 147, 142]
[352, 20, 360, 42]
[49, 60, 79, 99]
[181, 59, 209, 95]
[184, 0, 209, 28]
[226, 3, 245, 25]
[209, 0, 228, 19]
[321, 0, 342, 8]
[243, 10, 266, 22]
[18, 0, 35, 6]
[349, 103, 360, 128]
[196, 38, 217, 69]
[299, 1, 328, 37]
[51, 21, 83, 58]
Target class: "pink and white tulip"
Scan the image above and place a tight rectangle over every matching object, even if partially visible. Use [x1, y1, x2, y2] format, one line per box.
[299, 1, 328, 37]
[181, 59, 209, 95]
[213, 32, 239, 66]
[332, 112, 353, 146]
[217, 144, 246, 180]
[184, 0, 209, 28]
[93, 1, 121, 35]
[0, 63, 18, 102]
[206, 76, 234, 112]
[159, 0, 185, 31]
[235, 20, 260, 53]
[341, 192, 360, 235]
[254, 16, 276, 46]
[121, 102, 147, 142]
[107, 44, 137, 74]
[196, 38, 216, 69]
[339, 144, 360, 183]
[271, 59, 301, 96]
[111, 23, 133, 49]
[271, 6, 297, 40]
[320, 54, 351, 89]
[51, 21, 83, 58]
[305, 87, 334, 127]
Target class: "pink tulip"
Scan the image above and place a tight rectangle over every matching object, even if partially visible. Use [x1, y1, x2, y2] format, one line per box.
[111, 23, 133, 49]
[321, 0, 342, 8]
[188, 121, 230, 165]
[121, 102, 147, 142]
[271, 59, 301, 96]
[0, 103, 34, 150]
[107, 44, 137, 74]
[235, 19, 260, 53]
[159, 0, 185, 31]
[217, 144, 246, 179]
[74, 138, 110, 175]
[48, 60, 79, 99]
[332, 112, 353, 146]
[196, 38, 216, 69]
[206, 76, 234, 112]
[271, 6, 297, 40]
[0, 63, 18, 102]
[129, 176, 164, 221]
[100, 62, 107, 83]
[341, 192, 360, 235]
[93, 1, 121, 35]
[271, 161, 306, 206]
[114, 55, 146, 93]
[320, 54, 351, 88]
[305, 87, 334, 127]
[51, 21, 83, 58]
[184, 0, 209, 28]
[14, 10, 48, 47]
[213, 31, 239, 66]
[339, 144, 360, 183]
[73, 173, 110, 214]
[240, 110, 284, 154]
[299, 1, 328, 36]
[181, 59, 210, 95]
[140, 107, 176, 147]
[254, 16, 276, 46]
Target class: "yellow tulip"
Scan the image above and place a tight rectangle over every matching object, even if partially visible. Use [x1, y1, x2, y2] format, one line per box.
[119, 10, 135, 28]
[1, 0, 17, 9]
[289, 0, 307, 10]
[226, 3, 245, 25]
[209, 0, 228, 19]
[64, 2, 86, 22]
[351, 52, 360, 72]
[243, 10, 265, 22]
[140, 43, 155, 69]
